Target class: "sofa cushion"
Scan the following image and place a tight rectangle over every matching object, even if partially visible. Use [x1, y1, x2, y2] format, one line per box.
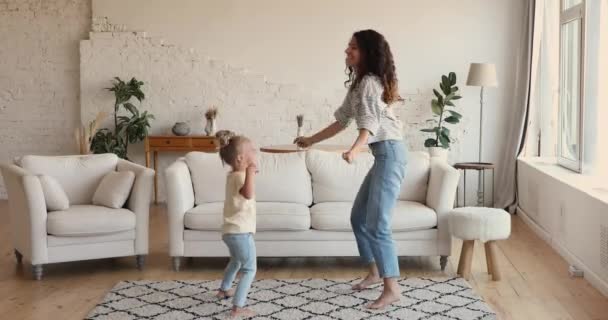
[20, 154, 119, 205]
[399, 151, 430, 202]
[306, 150, 430, 203]
[47, 205, 136, 236]
[92, 171, 135, 209]
[38, 175, 70, 211]
[185, 202, 311, 231]
[255, 152, 312, 205]
[306, 150, 373, 202]
[310, 201, 437, 232]
[185, 152, 229, 204]
[186, 151, 312, 206]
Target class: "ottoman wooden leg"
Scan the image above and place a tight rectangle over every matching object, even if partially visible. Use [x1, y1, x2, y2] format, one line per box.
[485, 240, 501, 281]
[457, 240, 475, 280]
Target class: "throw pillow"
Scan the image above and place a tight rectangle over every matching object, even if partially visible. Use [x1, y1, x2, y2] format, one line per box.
[38, 175, 70, 211]
[92, 171, 135, 209]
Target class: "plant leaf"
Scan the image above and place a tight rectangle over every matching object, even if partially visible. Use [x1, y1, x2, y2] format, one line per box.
[424, 138, 438, 147]
[123, 102, 138, 115]
[452, 95, 462, 100]
[431, 99, 443, 115]
[439, 134, 450, 147]
[448, 110, 463, 119]
[445, 116, 459, 124]
[420, 128, 436, 133]
[451, 86, 459, 93]
[449, 72, 456, 85]
[442, 75, 450, 88]
[433, 89, 442, 100]
[445, 100, 455, 107]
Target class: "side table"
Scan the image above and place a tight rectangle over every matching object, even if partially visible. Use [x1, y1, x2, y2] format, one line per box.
[453, 162, 495, 207]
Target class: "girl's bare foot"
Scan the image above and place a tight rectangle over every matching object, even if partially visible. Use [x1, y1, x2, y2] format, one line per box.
[367, 278, 401, 309]
[352, 273, 381, 290]
[216, 289, 234, 299]
[229, 306, 256, 319]
[367, 290, 401, 309]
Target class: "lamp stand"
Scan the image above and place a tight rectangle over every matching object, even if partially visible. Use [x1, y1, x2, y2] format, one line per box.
[477, 87, 485, 206]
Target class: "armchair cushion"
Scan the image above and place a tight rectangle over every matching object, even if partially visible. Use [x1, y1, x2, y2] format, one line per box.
[20, 153, 118, 204]
[47, 205, 135, 236]
[38, 175, 70, 211]
[92, 171, 135, 209]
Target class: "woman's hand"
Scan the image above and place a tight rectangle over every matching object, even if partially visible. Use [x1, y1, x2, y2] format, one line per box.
[342, 149, 358, 164]
[293, 136, 314, 148]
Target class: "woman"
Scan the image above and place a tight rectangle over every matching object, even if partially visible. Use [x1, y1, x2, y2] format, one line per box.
[294, 29, 407, 309]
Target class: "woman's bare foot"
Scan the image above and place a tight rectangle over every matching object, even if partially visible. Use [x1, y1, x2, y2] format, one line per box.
[229, 306, 256, 319]
[367, 278, 401, 309]
[352, 273, 382, 290]
[216, 289, 234, 299]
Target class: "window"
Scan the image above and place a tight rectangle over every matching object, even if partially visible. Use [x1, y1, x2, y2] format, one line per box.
[558, 0, 585, 171]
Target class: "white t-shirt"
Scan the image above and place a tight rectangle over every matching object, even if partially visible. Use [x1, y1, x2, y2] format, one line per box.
[222, 171, 256, 234]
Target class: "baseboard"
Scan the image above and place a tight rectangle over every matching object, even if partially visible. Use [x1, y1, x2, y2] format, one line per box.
[517, 206, 608, 297]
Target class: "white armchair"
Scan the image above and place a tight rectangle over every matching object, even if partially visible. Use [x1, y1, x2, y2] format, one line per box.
[1, 153, 154, 280]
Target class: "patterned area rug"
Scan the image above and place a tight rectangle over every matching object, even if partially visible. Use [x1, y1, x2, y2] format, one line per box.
[87, 277, 496, 320]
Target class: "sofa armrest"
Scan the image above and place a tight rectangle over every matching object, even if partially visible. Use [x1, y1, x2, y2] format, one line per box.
[117, 159, 154, 255]
[165, 159, 195, 257]
[426, 159, 460, 252]
[0, 164, 48, 264]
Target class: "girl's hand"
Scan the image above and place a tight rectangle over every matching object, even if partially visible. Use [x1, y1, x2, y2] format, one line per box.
[293, 136, 314, 148]
[246, 162, 258, 174]
[342, 149, 358, 164]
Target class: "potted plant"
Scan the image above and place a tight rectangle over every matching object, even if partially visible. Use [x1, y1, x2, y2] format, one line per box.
[420, 72, 462, 160]
[90, 77, 155, 159]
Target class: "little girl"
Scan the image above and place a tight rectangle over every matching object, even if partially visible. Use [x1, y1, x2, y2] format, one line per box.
[215, 130, 258, 319]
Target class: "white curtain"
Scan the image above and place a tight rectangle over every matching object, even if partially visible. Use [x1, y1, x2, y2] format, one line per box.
[495, 0, 536, 210]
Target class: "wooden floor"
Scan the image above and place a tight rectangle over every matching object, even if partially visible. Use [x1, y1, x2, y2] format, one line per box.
[1, 201, 607, 320]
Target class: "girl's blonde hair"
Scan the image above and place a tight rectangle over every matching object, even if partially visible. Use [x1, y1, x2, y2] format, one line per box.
[215, 130, 250, 166]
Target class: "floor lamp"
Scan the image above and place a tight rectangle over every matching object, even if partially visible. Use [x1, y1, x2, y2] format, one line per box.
[466, 63, 498, 206]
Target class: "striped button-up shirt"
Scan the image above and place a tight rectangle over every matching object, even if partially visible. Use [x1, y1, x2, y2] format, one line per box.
[334, 75, 403, 144]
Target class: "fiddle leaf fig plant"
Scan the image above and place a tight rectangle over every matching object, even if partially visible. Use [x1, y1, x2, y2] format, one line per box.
[90, 77, 154, 159]
[421, 72, 462, 149]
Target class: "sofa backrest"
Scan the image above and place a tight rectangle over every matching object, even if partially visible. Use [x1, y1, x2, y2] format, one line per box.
[20, 153, 119, 205]
[185, 151, 312, 206]
[306, 150, 430, 203]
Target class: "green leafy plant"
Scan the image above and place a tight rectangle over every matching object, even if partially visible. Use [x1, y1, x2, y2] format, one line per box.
[421, 72, 462, 149]
[90, 77, 154, 159]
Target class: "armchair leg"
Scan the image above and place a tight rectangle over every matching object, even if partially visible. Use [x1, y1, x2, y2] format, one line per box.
[440, 256, 448, 271]
[32, 264, 43, 280]
[14, 249, 23, 264]
[136, 255, 146, 270]
[172, 257, 182, 272]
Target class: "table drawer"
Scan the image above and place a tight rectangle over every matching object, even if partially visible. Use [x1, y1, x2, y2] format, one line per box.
[191, 138, 218, 148]
[148, 137, 190, 147]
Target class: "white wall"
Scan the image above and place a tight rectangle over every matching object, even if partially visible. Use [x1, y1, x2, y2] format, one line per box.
[0, 0, 91, 198]
[87, 0, 526, 202]
[0, 0, 526, 201]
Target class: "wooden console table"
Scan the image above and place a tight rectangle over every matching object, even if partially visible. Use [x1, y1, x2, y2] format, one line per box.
[145, 135, 218, 203]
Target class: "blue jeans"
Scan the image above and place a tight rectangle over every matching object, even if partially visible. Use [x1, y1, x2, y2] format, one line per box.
[350, 140, 407, 278]
[220, 233, 257, 307]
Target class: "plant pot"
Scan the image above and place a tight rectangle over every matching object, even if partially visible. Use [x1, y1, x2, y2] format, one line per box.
[428, 147, 448, 161]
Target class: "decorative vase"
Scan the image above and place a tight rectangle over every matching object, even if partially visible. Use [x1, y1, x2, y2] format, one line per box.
[204, 119, 217, 136]
[172, 122, 190, 136]
[428, 147, 448, 161]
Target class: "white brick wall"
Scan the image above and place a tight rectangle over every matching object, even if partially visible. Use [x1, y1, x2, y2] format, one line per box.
[81, 29, 470, 202]
[0, 0, 91, 198]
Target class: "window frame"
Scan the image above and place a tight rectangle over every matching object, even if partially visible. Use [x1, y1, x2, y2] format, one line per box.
[557, 0, 586, 172]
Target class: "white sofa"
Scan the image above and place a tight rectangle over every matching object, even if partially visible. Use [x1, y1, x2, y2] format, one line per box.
[1, 154, 154, 279]
[165, 150, 459, 271]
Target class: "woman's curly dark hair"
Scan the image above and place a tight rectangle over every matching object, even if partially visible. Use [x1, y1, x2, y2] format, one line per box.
[345, 29, 401, 104]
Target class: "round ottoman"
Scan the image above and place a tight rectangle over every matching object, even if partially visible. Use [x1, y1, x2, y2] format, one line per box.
[449, 207, 511, 281]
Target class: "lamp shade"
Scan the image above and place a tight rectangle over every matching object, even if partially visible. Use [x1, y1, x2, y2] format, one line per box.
[466, 63, 498, 87]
